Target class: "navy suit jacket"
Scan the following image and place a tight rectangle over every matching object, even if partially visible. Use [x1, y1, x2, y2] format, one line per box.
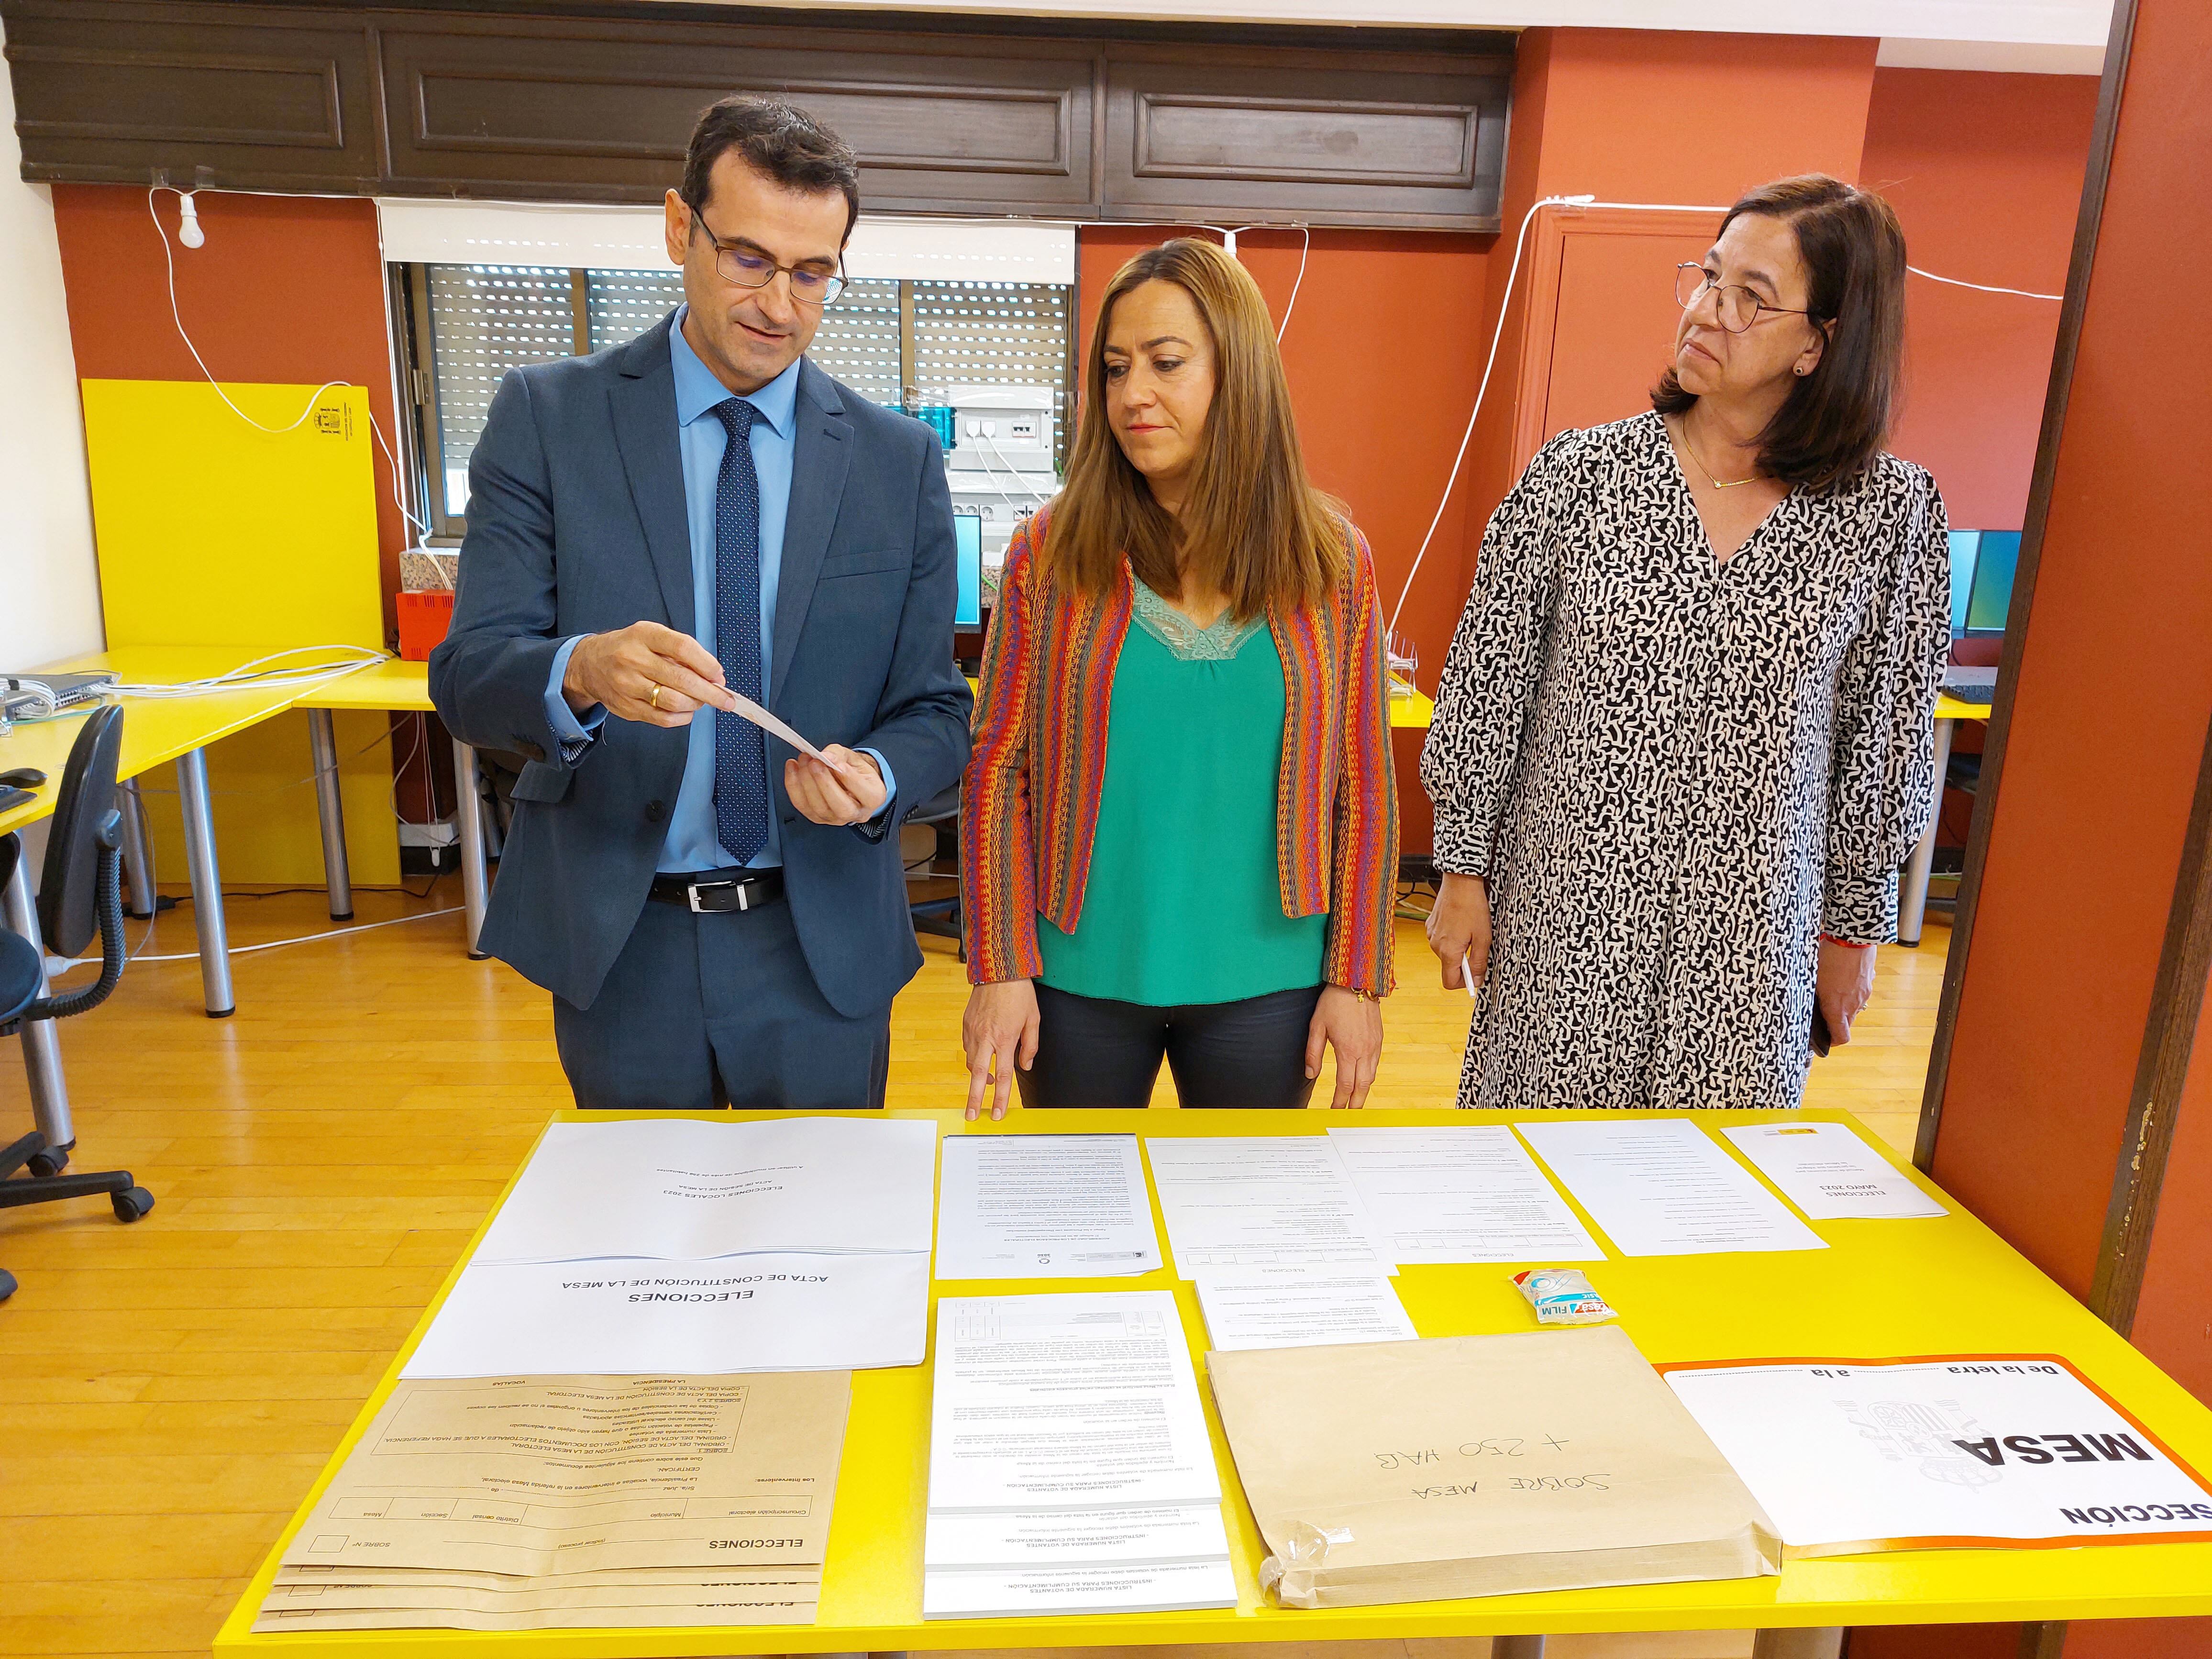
[429, 315, 973, 1017]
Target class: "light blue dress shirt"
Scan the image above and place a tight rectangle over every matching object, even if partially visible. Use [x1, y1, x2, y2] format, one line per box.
[543, 308, 892, 872]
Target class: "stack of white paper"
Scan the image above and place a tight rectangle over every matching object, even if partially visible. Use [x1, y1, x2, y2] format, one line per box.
[1666, 1356, 2212, 1556]
[1718, 1122, 1947, 1220]
[403, 1116, 939, 1378]
[1194, 1275, 1416, 1351]
[923, 1292, 1236, 1617]
[1143, 1136, 1394, 1277]
[1328, 1125, 1606, 1264]
[934, 1134, 1162, 1278]
[475, 1116, 939, 1262]
[1516, 1118, 1828, 1256]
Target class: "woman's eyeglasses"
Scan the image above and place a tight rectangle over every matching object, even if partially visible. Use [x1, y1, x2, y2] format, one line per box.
[1673, 263, 1810, 333]
[690, 207, 848, 307]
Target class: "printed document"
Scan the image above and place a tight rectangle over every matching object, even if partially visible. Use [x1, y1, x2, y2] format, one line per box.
[1719, 1122, 1947, 1220]
[923, 1291, 1233, 1616]
[922, 1560, 1238, 1618]
[935, 1134, 1161, 1279]
[1194, 1275, 1416, 1351]
[928, 1291, 1220, 1511]
[278, 1372, 850, 1576]
[1142, 1136, 1394, 1275]
[925, 1505, 1231, 1570]
[401, 1251, 929, 1378]
[1666, 1356, 2212, 1555]
[1516, 1118, 1827, 1256]
[1328, 1125, 1606, 1263]
[474, 1115, 938, 1264]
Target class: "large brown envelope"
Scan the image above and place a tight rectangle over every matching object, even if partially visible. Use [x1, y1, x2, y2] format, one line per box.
[1207, 1327, 1781, 1607]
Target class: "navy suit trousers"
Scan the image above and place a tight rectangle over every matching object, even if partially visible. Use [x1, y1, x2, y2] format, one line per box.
[553, 894, 889, 1110]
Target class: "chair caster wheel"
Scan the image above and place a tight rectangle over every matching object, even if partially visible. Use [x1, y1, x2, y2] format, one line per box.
[0, 1268, 16, 1302]
[28, 1146, 68, 1178]
[112, 1187, 155, 1222]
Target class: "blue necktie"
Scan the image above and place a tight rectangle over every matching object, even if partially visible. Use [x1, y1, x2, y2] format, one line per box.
[710, 398, 768, 866]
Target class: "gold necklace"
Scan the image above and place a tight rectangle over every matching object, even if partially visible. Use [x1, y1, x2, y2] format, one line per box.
[1678, 420, 1761, 490]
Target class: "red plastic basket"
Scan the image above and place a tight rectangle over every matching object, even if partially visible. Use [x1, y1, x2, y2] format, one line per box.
[396, 590, 454, 662]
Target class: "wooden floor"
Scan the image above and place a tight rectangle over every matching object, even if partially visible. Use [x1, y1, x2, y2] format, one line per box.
[0, 881, 1949, 1659]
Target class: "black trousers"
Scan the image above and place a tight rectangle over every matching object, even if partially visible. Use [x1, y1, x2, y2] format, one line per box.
[553, 892, 889, 1110]
[1018, 983, 1323, 1109]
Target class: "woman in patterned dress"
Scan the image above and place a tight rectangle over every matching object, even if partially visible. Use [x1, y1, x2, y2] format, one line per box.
[1421, 175, 1951, 1112]
[959, 238, 1398, 1118]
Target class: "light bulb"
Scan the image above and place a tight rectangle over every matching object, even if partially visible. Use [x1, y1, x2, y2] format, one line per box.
[177, 193, 205, 249]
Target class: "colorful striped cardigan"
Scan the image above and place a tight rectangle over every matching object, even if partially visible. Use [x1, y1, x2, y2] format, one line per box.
[960, 508, 1399, 996]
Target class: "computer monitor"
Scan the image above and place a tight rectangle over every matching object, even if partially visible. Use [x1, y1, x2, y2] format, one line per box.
[1964, 531, 2020, 637]
[1948, 530, 1980, 637]
[953, 510, 983, 630]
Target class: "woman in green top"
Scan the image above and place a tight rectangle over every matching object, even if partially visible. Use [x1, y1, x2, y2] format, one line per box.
[959, 239, 1400, 1115]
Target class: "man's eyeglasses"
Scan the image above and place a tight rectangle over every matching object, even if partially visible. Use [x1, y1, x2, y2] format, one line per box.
[1673, 263, 1810, 333]
[689, 206, 847, 307]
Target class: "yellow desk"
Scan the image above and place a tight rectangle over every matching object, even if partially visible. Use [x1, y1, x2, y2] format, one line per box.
[1389, 685, 1435, 729]
[1899, 694, 1995, 947]
[219, 1107, 2212, 1656]
[1, 647, 328, 1157]
[296, 661, 491, 957]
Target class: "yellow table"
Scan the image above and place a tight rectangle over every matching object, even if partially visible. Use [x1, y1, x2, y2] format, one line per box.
[218, 1107, 2212, 1656]
[295, 661, 491, 957]
[1899, 694, 1995, 947]
[1, 647, 332, 1155]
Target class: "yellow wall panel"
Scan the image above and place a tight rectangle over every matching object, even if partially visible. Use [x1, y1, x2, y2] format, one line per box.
[80, 380, 382, 650]
[82, 379, 392, 881]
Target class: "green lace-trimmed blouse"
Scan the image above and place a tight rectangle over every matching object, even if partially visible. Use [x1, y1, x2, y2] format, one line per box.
[1035, 578, 1327, 1006]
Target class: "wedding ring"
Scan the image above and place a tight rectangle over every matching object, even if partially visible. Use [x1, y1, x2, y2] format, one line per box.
[649, 684, 662, 710]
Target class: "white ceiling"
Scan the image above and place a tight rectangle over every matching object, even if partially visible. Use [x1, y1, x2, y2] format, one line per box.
[654, 0, 2111, 68]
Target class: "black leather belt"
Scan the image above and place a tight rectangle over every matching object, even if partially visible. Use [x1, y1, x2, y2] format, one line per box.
[648, 868, 785, 913]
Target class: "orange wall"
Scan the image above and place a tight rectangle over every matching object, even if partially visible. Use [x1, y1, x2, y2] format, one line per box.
[1450, 28, 1879, 612]
[1927, 0, 2212, 1306]
[1863, 69, 2100, 532]
[1076, 224, 1496, 859]
[1521, 28, 1877, 201]
[48, 187, 407, 634]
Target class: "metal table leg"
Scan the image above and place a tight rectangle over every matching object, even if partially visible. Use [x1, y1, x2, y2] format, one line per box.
[307, 707, 354, 920]
[1491, 1637, 1547, 1659]
[176, 747, 235, 1017]
[116, 778, 155, 919]
[2, 850, 74, 1151]
[454, 738, 489, 960]
[1898, 716, 1956, 948]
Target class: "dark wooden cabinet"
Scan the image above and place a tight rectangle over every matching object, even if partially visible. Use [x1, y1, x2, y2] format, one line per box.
[3, 0, 1512, 231]
[1104, 44, 1508, 229]
[2, 2, 380, 191]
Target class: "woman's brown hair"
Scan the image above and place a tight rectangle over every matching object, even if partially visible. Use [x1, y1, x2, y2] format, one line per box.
[1043, 238, 1345, 619]
[1652, 174, 1907, 493]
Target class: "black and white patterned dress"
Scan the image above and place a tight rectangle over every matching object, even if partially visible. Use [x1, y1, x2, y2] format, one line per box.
[1420, 411, 1951, 1112]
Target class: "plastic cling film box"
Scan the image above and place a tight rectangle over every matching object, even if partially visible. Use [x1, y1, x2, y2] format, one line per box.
[1513, 1268, 1616, 1326]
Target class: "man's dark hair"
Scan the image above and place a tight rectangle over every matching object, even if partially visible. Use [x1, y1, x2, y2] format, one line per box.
[1652, 174, 1908, 494]
[681, 95, 861, 243]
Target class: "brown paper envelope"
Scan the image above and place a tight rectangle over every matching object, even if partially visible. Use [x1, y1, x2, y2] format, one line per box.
[1207, 1327, 1780, 1607]
[249, 1595, 819, 1633]
[258, 1571, 819, 1613]
[280, 1372, 849, 1576]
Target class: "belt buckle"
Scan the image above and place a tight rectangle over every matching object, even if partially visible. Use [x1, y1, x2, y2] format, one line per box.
[687, 878, 749, 914]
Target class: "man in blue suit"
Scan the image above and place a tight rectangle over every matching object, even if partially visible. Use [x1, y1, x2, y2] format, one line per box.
[431, 96, 972, 1108]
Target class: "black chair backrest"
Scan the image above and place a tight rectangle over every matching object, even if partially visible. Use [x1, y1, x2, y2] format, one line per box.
[37, 704, 124, 959]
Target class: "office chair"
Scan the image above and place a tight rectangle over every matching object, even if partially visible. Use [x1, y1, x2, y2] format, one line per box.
[906, 782, 964, 962]
[1, 704, 155, 1305]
